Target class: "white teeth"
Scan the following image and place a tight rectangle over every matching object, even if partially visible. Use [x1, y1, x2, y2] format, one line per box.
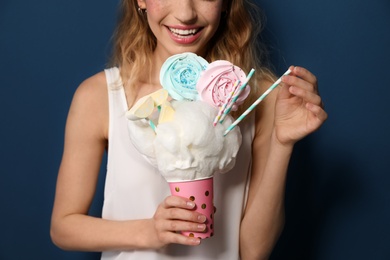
[169, 28, 198, 36]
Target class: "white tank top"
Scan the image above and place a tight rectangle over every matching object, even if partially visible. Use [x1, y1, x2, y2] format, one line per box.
[102, 67, 255, 260]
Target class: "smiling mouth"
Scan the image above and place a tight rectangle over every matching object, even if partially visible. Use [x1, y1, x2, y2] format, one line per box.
[168, 27, 202, 38]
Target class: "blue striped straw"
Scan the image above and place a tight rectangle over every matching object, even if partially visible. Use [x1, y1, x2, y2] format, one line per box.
[223, 69, 291, 136]
[213, 79, 241, 126]
[149, 119, 156, 132]
[219, 68, 255, 123]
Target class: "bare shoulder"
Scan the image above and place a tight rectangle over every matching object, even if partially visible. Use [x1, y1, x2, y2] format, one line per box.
[73, 71, 108, 106]
[68, 71, 109, 140]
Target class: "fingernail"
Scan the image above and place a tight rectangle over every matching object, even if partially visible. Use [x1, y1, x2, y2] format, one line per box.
[187, 201, 195, 208]
[191, 238, 201, 245]
[198, 215, 206, 222]
[198, 224, 206, 230]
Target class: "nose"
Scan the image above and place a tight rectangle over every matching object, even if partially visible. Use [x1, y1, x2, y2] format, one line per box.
[173, 0, 197, 24]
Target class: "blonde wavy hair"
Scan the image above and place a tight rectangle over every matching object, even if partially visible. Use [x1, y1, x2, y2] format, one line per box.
[110, 0, 276, 112]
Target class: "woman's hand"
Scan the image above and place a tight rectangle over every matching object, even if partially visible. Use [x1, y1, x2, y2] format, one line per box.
[274, 66, 328, 146]
[149, 195, 207, 248]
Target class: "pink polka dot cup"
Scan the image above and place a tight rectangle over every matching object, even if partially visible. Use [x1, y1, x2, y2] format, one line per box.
[168, 177, 214, 239]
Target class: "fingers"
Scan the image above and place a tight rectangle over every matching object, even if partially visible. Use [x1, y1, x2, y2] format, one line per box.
[282, 70, 316, 94]
[160, 196, 206, 219]
[156, 228, 202, 246]
[306, 102, 328, 123]
[288, 84, 322, 107]
[282, 66, 323, 107]
[161, 195, 197, 210]
[288, 65, 318, 86]
[153, 196, 208, 246]
[281, 65, 327, 126]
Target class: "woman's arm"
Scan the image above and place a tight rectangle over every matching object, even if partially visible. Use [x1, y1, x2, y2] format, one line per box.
[240, 66, 327, 259]
[50, 72, 144, 251]
[50, 72, 206, 252]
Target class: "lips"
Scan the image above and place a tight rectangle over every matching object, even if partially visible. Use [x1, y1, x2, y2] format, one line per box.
[166, 26, 203, 44]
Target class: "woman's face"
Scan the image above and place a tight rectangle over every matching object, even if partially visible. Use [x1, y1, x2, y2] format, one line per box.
[138, 0, 224, 59]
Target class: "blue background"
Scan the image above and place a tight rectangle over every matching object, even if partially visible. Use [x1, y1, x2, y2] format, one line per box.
[0, 0, 389, 259]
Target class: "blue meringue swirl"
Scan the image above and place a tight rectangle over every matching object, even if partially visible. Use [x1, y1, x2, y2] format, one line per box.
[160, 52, 209, 101]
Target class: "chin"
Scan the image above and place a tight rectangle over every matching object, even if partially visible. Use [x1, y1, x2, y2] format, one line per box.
[170, 47, 205, 57]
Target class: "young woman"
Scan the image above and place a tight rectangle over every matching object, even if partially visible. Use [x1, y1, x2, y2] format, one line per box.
[50, 0, 327, 259]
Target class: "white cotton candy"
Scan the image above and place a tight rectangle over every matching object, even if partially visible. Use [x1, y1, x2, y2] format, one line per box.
[127, 100, 242, 182]
[127, 119, 158, 167]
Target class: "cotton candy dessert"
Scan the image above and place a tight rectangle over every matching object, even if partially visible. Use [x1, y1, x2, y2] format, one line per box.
[126, 52, 252, 238]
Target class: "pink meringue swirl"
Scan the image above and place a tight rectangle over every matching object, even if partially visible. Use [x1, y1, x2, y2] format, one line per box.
[196, 60, 250, 110]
